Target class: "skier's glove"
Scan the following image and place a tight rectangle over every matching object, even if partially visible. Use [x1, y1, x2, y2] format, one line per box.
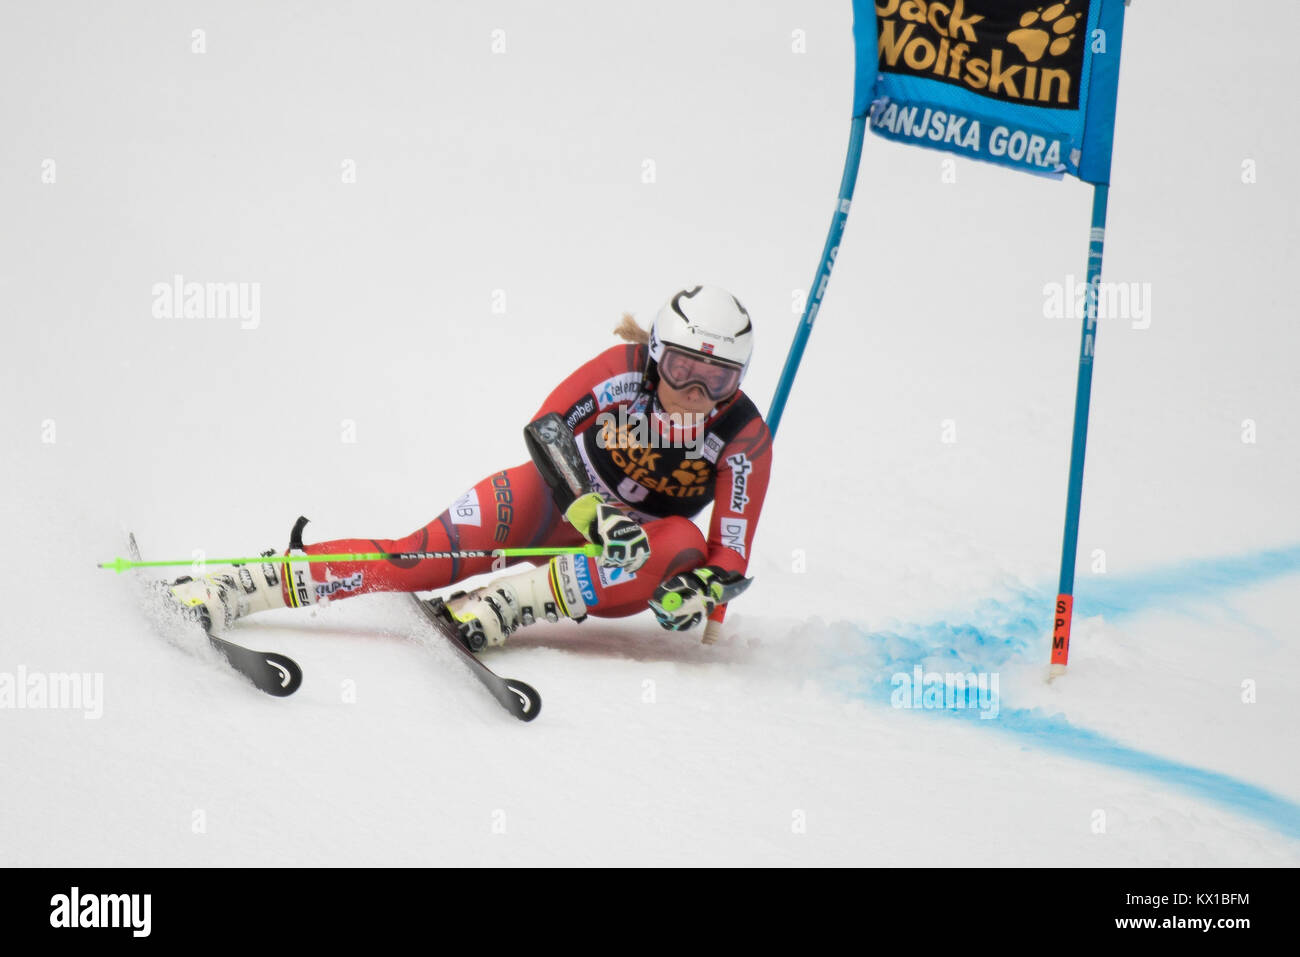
[565, 492, 650, 571]
[649, 566, 748, 632]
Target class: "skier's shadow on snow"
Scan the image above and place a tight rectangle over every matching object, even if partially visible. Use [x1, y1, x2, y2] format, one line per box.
[480, 619, 756, 666]
[243, 621, 408, 643]
[248, 616, 749, 666]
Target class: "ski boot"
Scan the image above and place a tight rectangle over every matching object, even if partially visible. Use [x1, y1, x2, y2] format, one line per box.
[164, 549, 290, 634]
[445, 555, 588, 650]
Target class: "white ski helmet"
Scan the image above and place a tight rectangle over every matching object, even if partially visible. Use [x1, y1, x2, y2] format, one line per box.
[647, 285, 753, 400]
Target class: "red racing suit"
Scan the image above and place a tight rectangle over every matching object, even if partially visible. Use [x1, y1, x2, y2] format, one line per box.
[297, 342, 772, 620]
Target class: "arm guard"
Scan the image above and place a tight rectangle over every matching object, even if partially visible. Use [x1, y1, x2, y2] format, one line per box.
[524, 412, 595, 514]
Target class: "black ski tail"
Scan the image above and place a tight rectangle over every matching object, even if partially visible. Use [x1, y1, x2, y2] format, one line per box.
[411, 595, 541, 722]
[207, 633, 302, 696]
[128, 533, 303, 697]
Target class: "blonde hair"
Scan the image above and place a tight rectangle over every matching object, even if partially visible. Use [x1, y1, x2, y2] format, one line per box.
[613, 312, 650, 345]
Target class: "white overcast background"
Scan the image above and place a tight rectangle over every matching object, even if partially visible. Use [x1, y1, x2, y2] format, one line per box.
[1, 1, 1297, 865]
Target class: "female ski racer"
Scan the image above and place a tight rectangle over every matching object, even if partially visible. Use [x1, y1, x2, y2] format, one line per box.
[165, 285, 773, 647]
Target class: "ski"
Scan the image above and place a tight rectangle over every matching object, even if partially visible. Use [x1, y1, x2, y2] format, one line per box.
[128, 533, 303, 697]
[202, 631, 303, 697]
[409, 594, 541, 722]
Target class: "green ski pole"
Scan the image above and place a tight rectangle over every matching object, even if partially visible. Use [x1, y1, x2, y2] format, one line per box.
[98, 544, 600, 575]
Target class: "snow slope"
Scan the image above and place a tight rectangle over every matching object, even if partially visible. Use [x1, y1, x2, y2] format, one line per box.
[2, 0, 1298, 866]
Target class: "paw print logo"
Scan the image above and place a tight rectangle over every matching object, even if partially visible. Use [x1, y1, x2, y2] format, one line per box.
[671, 459, 709, 486]
[1007, 2, 1079, 63]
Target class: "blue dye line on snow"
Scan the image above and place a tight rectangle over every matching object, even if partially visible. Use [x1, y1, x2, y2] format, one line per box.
[994, 707, 1300, 840]
[882, 699, 1300, 841]
[841, 544, 1300, 839]
[1074, 543, 1300, 619]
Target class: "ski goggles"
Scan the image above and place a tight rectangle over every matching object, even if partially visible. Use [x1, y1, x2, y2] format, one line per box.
[657, 346, 743, 401]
